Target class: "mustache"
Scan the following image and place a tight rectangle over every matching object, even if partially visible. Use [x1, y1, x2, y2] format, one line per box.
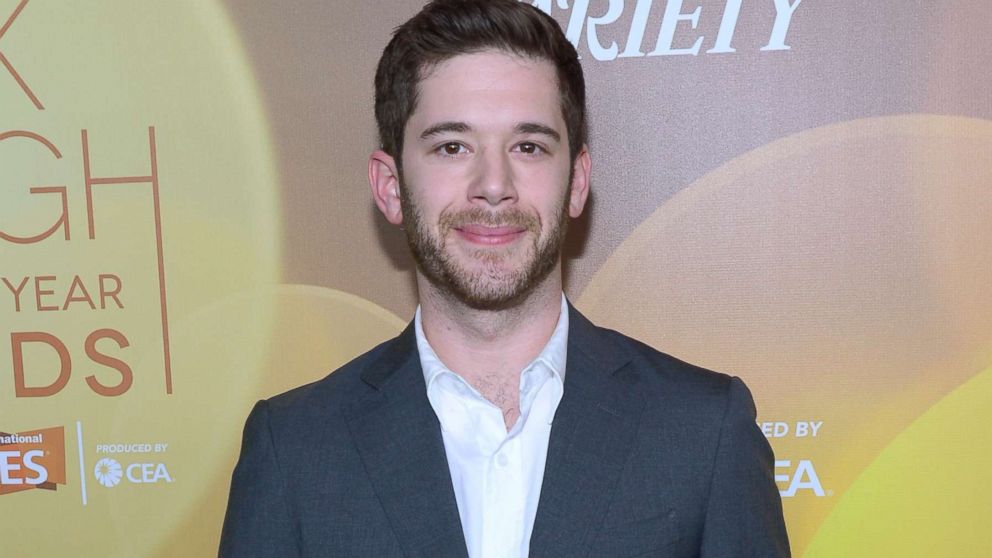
[439, 207, 539, 231]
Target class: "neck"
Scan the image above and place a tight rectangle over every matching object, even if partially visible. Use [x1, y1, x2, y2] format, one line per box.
[417, 264, 564, 385]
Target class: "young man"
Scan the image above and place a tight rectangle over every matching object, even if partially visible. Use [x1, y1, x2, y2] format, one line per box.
[220, 1, 789, 556]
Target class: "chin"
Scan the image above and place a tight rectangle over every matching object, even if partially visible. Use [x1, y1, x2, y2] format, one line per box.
[439, 262, 554, 311]
[444, 284, 531, 311]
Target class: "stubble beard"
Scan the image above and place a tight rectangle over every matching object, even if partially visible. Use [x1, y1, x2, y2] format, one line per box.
[399, 179, 569, 311]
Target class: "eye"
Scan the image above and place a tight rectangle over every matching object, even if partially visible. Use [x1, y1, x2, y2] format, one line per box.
[515, 142, 546, 155]
[435, 142, 467, 156]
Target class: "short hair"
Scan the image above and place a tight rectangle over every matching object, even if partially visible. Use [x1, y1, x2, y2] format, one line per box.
[374, 0, 587, 165]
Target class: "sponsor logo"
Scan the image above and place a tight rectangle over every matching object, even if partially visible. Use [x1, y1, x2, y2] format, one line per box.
[761, 420, 828, 497]
[775, 459, 825, 497]
[94, 457, 123, 488]
[0, 426, 67, 495]
[529, 0, 805, 61]
[93, 441, 174, 487]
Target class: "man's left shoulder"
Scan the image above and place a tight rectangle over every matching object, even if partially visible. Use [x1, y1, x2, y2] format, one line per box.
[577, 317, 743, 407]
[568, 312, 789, 555]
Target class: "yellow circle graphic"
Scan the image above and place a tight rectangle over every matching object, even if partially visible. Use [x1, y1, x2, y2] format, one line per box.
[805, 365, 992, 557]
[1, 0, 283, 554]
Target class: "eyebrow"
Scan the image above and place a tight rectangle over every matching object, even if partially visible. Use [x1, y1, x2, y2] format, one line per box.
[420, 121, 471, 140]
[515, 122, 561, 142]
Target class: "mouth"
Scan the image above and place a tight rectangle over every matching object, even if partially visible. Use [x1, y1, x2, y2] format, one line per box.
[453, 224, 528, 246]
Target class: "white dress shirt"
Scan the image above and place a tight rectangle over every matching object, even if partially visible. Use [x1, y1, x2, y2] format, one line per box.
[415, 295, 568, 558]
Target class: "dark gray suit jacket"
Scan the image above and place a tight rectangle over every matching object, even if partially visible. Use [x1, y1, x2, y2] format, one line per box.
[220, 306, 789, 557]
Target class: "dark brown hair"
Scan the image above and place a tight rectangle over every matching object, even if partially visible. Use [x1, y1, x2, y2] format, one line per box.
[374, 0, 586, 165]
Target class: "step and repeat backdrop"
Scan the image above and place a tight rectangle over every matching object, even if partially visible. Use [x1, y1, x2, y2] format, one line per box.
[1, 1, 990, 556]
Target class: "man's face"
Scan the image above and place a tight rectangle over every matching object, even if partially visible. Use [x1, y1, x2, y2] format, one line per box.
[388, 51, 588, 310]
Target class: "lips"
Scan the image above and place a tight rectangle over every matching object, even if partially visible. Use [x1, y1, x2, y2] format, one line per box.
[454, 224, 527, 246]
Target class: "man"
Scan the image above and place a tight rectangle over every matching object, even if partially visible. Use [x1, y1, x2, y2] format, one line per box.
[220, 0, 789, 556]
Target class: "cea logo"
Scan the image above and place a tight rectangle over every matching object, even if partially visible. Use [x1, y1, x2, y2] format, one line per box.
[94, 458, 173, 487]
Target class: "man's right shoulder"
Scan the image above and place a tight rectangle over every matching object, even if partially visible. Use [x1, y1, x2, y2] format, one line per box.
[259, 329, 412, 421]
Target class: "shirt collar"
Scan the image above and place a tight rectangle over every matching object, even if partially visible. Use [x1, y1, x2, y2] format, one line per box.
[415, 293, 569, 389]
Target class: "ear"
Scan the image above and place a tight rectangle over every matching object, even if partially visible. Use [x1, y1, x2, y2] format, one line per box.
[567, 145, 591, 218]
[369, 149, 404, 226]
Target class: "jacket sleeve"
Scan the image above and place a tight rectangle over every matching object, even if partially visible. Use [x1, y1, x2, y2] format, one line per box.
[219, 400, 301, 557]
[699, 377, 791, 557]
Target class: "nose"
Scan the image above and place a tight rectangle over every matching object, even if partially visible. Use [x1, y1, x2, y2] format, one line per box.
[468, 149, 517, 206]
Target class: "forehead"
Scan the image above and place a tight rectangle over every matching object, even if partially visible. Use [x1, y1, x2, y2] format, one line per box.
[410, 50, 563, 132]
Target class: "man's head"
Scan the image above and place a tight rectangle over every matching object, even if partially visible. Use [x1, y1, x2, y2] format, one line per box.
[369, 0, 591, 311]
[374, 0, 586, 166]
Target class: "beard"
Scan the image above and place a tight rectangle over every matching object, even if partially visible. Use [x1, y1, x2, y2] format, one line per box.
[399, 180, 569, 311]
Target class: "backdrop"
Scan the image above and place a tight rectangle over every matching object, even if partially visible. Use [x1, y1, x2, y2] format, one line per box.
[1, 1, 989, 556]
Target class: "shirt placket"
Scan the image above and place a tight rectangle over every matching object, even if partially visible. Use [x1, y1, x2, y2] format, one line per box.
[484, 435, 523, 558]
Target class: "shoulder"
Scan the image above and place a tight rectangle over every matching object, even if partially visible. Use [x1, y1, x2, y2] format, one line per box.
[602, 325, 731, 388]
[585, 320, 767, 481]
[257, 328, 414, 427]
[571, 309, 742, 407]
[569, 310, 761, 438]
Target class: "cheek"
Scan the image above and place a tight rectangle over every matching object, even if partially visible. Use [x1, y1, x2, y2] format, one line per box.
[411, 172, 481, 224]
[527, 167, 572, 210]
[409, 163, 466, 199]
[403, 187, 457, 236]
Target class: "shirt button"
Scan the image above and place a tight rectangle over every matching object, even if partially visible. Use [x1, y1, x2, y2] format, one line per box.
[496, 453, 509, 467]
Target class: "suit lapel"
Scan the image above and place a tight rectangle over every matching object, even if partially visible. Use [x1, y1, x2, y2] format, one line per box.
[345, 324, 468, 558]
[530, 306, 647, 558]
